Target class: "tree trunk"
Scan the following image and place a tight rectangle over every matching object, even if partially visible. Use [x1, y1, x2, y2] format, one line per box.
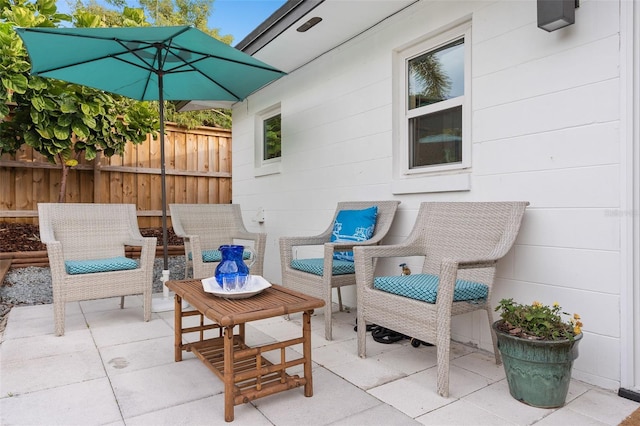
[58, 161, 68, 203]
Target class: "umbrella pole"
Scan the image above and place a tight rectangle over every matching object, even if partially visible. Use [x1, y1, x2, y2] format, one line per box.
[153, 71, 174, 312]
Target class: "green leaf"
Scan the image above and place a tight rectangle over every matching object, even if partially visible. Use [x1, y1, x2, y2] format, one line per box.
[36, 0, 57, 15]
[53, 126, 69, 140]
[84, 145, 97, 160]
[72, 122, 89, 138]
[3, 74, 29, 94]
[9, 6, 37, 27]
[31, 96, 46, 111]
[57, 115, 72, 126]
[35, 126, 52, 139]
[59, 99, 77, 114]
[81, 115, 97, 129]
[27, 77, 49, 91]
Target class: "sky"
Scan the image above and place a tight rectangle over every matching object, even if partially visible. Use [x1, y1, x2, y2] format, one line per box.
[55, 0, 287, 45]
[209, 0, 286, 45]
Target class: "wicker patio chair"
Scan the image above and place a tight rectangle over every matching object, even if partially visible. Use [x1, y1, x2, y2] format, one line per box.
[169, 204, 266, 279]
[38, 203, 157, 336]
[280, 200, 401, 340]
[354, 201, 529, 397]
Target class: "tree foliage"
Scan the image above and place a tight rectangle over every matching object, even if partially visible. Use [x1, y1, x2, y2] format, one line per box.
[0, 0, 233, 202]
[0, 0, 159, 201]
[71, 0, 234, 128]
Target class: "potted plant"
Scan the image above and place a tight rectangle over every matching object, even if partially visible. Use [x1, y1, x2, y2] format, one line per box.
[493, 298, 583, 408]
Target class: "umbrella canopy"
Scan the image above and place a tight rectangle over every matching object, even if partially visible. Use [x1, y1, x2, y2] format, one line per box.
[15, 25, 284, 103]
[16, 25, 286, 275]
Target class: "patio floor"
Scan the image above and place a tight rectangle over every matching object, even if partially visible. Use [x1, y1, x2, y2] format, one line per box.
[1, 294, 638, 425]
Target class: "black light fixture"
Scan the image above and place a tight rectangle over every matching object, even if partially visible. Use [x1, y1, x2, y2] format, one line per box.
[537, 0, 579, 32]
[297, 17, 322, 33]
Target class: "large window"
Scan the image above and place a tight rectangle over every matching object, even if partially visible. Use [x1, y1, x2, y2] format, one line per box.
[408, 38, 464, 168]
[394, 22, 471, 190]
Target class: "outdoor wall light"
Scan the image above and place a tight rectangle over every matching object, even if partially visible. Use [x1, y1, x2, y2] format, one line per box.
[537, 0, 579, 32]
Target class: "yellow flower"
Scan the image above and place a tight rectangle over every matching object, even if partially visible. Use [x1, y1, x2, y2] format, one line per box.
[532, 301, 542, 307]
[573, 313, 581, 320]
[553, 302, 560, 307]
[574, 325, 582, 335]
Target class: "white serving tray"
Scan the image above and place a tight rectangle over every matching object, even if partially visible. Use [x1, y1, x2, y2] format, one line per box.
[201, 275, 272, 299]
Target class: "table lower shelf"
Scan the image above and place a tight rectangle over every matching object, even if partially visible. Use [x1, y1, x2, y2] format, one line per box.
[186, 335, 308, 405]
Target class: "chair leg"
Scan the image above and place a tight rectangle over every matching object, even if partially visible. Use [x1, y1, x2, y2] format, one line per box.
[324, 285, 333, 341]
[337, 287, 344, 311]
[436, 336, 450, 398]
[54, 299, 65, 336]
[120, 296, 125, 309]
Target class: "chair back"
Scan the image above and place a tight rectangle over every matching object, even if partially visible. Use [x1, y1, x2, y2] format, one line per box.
[170, 204, 248, 250]
[413, 202, 528, 283]
[38, 203, 142, 260]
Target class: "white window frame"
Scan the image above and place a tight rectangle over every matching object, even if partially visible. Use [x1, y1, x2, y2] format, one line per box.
[254, 104, 281, 177]
[392, 21, 472, 194]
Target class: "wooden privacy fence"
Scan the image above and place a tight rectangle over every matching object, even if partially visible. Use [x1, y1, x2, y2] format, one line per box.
[0, 123, 232, 227]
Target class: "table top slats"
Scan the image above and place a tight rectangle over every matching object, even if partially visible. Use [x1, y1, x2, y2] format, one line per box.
[167, 280, 324, 326]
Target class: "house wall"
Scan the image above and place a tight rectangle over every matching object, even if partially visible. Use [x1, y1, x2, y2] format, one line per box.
[231, 0, 629, 390]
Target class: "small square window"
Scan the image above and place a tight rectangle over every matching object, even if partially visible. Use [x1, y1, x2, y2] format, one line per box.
[254, 104, 282, 177]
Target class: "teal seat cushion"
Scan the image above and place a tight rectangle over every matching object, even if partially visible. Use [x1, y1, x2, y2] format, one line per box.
[373, 274, 488, 303]
[330, 206, 378, 261]
[291, 258, 355, 276]
[188, 250, 252, 263]
[65, 256, 138, 275]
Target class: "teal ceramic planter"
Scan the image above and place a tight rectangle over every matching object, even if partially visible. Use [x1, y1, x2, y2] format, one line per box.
[493, 320, 582, 408]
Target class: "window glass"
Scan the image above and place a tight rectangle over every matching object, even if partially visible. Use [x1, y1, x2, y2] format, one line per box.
[263, 114, 281, 161]
[408, 39, 464, 110]
[409, 106, 462, 168]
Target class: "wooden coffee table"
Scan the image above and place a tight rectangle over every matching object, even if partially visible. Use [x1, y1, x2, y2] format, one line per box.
[166, 279, 325, 422]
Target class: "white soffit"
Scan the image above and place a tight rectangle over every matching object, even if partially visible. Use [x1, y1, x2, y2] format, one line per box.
[253, 0, 417, 73]
[176, 0, 416, 111]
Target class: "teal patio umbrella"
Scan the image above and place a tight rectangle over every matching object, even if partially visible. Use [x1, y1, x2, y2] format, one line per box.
[16, 25, 285, 289]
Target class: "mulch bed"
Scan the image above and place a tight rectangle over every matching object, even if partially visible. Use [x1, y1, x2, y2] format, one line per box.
[0, 221, 183, 252]
[621, 406, 640, 426]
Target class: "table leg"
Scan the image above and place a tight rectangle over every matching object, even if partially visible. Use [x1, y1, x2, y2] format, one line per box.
[223, 325, 235, 422]
[174, 294, 183, 362]
[302, 310, 314, 397]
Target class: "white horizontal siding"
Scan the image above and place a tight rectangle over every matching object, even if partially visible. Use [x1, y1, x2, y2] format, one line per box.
[232, 0, 628, 390]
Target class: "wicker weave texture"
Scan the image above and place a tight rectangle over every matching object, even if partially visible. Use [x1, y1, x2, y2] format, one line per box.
[169, 204, 266, 279]
[38, 203, 156, 336]
[354, 201, 529, 397]
[279, 200, 401, 340]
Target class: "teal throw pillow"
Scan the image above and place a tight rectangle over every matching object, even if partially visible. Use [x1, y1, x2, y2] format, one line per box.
[330, 206, 377, 261]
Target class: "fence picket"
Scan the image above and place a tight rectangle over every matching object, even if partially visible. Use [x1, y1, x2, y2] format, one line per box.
[0, 123, 232, 226]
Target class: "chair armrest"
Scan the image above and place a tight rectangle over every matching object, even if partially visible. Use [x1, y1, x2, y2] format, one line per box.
[355, 244, 425, 260]
[135, 237, 157, 270]
[124, 238, 152, 247]
[44, 241, 67, 278]
[280, 234, 330, 247]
